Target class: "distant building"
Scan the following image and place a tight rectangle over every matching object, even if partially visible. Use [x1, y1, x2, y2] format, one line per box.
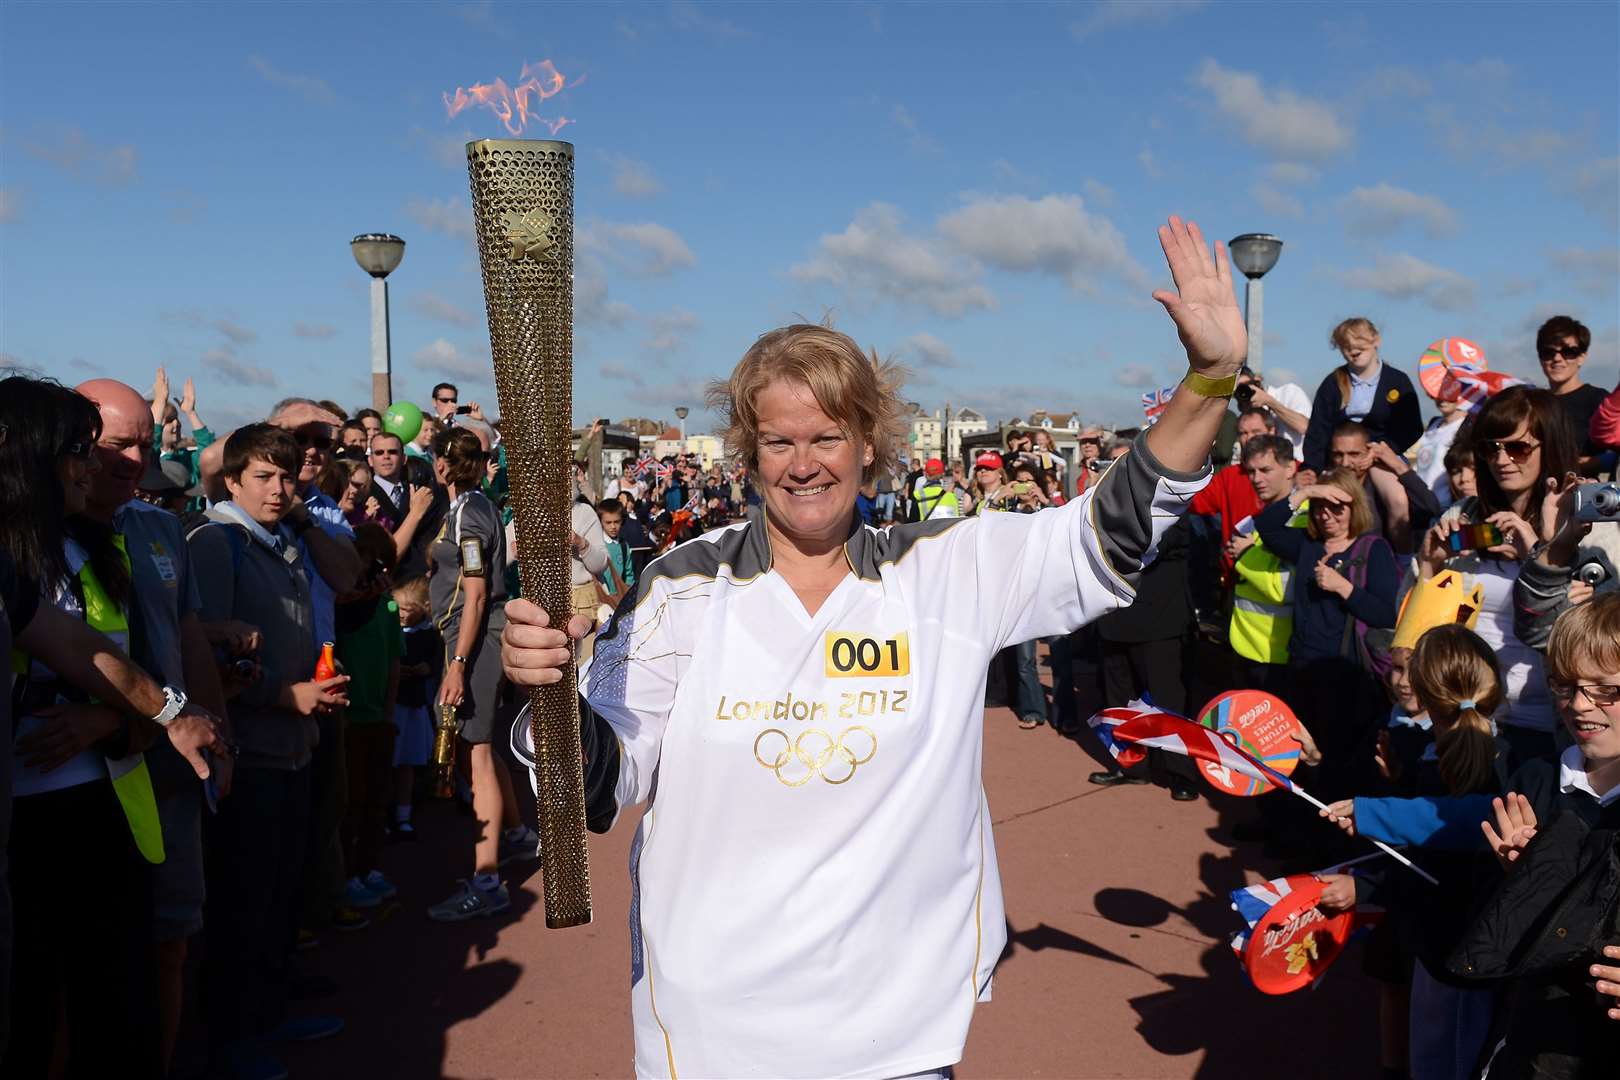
[909, 407, 943, 459]
[945, 407, 988, 465]
[684, 434, 723, 469]
[653, 426, 685, 460]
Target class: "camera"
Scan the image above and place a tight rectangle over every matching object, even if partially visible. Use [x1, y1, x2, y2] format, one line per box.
[1234, 382, 1256, 409]
[1573, 482, 1620, 523]
[1575, 560, 1609, 587]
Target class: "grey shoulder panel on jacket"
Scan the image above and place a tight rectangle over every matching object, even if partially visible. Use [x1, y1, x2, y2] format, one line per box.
[845, 516, 970, 581]
[1086, 432, 1206, 587]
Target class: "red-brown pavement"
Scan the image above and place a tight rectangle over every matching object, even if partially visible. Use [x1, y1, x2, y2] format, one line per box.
[282, 705, 1377, 1079]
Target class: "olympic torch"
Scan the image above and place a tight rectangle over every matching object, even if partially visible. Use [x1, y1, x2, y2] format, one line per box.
[464, 138, 591, 928]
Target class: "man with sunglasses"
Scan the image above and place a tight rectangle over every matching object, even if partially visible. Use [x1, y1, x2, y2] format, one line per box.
[1536, 315, 1607, 465]
[431, 382, 459, 422]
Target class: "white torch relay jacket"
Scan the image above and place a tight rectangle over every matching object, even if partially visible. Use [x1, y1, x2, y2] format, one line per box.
[513, 433, 1209, 1079]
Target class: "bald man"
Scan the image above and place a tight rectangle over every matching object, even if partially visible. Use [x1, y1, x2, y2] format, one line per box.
[75, 378, 234, 1073]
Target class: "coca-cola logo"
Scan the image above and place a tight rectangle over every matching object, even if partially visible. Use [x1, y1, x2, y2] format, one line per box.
[1260, 904, 1325, 959]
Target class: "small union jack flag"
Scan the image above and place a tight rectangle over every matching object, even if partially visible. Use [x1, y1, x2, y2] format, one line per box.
[1141, 385, 1177, 420]
[1440, 360, 1525, 412]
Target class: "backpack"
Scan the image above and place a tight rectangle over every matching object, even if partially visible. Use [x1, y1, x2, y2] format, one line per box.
[1337, 532, 1394, 678]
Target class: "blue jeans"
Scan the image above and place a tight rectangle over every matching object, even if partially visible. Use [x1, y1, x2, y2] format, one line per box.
[1013, 638, 1047, 725]
[874, 491, 896, 521]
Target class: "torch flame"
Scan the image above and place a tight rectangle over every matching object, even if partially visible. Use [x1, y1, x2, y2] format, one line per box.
[444, 60, 579, 137]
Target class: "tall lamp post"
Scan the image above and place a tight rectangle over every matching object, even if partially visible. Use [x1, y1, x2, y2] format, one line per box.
[674, 405, 689, 442]
[350, 233, 406, 411]
[1228, 233, 1282, 373]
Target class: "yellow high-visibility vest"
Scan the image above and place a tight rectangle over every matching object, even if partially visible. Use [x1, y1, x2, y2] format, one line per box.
[1227, 507, 1307, 666]
[13, 538, 165, 863]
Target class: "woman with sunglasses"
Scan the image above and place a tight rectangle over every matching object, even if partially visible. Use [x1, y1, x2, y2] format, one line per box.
[1417, 386, 1580, 769]
[1256, 466, 1398, 814]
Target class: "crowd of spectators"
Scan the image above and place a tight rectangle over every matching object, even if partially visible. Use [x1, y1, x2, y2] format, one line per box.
[1, 307, 1617, 1078]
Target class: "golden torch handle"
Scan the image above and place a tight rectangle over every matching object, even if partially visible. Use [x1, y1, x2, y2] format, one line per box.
[465, 138, 591, 928]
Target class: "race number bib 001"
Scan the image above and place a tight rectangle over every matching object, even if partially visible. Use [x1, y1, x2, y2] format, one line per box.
[823, 632, 909, 678]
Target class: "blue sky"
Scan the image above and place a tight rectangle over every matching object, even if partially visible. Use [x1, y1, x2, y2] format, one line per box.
[2, 0, 1616, 434]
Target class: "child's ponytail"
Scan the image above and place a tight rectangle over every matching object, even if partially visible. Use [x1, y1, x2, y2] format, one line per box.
[1409, 624, 1504, 796]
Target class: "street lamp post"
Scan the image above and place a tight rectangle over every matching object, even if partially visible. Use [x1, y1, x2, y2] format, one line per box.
[350, 233, 406, 411]
[674, 405, 689, 442]
[1228, 233, 1283, 373]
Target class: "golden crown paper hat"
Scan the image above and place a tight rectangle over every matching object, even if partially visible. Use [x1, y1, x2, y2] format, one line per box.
[465, 139, 591, 928]
[1391, 569, 1485, 651]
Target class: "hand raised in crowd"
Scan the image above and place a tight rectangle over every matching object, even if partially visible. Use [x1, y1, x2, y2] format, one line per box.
[285, 674, 350, 716]
[1593, 945, 1620, 1022]
[1290, 723, 1323, 767]
[1481, 793, 1539, 871]
[1295, 467, 1317, 488]
[501, 597, 592, 688]
[1567, 578, 1596, 607]
[1373, 729, 1399, 783]
[1365, 440, 1409, 475]
[468, 402, 488, 421]
[1151, 215, 1247, 375]
[1291, 483, 1351, 511]
[408, 483, 435, 519]
[1313, 553, 1353, 599]
[1485, 510, 1538, 561]
[1313, 873, 1356, 914]
[166, 704, 229, 784]
[364, 494, 382, 520]
[1418, 518, 1461, 579]
[151, 365, 171, 425]
[179, 375, 197, 416]
[1226, 533, 1255, 561]
[1320, 799, 1357, 836]
[1536, 471, 1591, 567]
[16, 702, 124, 772]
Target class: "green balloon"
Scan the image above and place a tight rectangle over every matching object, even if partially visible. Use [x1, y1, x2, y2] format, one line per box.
[384, 401, 423, 443]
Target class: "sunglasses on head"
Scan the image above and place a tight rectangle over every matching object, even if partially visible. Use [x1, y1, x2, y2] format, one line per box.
[1482, 438, 1540, 463]
[1538, 344, 1584, 362]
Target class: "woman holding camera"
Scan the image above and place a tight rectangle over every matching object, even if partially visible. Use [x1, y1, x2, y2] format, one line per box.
[1417, 386, 1579, 768]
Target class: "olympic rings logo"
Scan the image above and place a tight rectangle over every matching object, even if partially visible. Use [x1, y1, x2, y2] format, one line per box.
[752, 726, 877, 787]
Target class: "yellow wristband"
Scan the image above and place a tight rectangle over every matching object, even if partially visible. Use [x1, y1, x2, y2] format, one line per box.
[1182, 369, 1239, 399]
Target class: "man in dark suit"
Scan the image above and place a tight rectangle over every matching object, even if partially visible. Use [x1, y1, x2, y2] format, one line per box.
[369, 431, 445, 582]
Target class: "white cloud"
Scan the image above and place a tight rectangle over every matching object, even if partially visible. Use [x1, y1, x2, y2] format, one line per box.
[1548, 246, 1620, 297]
[575, 272, 637, 329]
[292, 322, 338, 339]
[579, 221, 696, 276]
[1425, 104, 1581, 168]
[646, 308, 699, 353]
[404, 197, 474, 240]
[164, 310, 257, 344]
[609, 154, 663, 198]
[410, 291, 479, 328]
[24, 128, 138, 186]
[1113, 363, 1160, 388]
[1193, 59, 1352, 161]
[1251, 183, 1304, 220]
[246, 55, 335, 105]
[903, 332, 959, 369]
[1071, 0, 1207, 39]
[937, 193, 1147, 292]
[1264, 162, 1319, 186]
[1338, 182, 1458, 238]
[1137, 146, 1162, 179]
[0, 188, 19, 223]
[413, 338, 490, 378]
[1082, 178, 1116, 208]
[200, 346, 277, 388]
[1335, 253, 1477, 312]
[789, 203, 995, 318]
[670, 0, 749, 39]
[890, 103, 938, 153]
[1567, 156, 1619, 230]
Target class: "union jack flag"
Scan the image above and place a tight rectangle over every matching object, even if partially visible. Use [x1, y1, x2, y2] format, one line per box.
[1229, 856, 1385, 962]
[1087, 699, 1295, 794]
[1439, 360, 1526, 412]
[1141, 385, 1176, 420]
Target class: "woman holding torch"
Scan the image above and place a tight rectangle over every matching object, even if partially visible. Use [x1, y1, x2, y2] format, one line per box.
[502, 217, 1242, 1078]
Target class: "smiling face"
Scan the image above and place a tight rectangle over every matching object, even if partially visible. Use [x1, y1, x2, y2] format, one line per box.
[339, 466, 371, 513]
[1538, 335, 1587, 392]
[1311, 497, 1351, 541]
[1483, 420, 1542, 500]
[1556, 666, 1620, 765]
[1385, 647, 1422, 715]
[755, 379, 869, 551]
[225, 455, 296, 527]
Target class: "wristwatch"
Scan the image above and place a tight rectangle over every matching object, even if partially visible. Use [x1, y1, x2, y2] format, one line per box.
[451, 654, 470, 666]
[151, 686, 188, 728]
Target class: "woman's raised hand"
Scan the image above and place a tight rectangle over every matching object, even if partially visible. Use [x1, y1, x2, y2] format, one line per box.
[1481, 793, 1538, 871]
[1151, 216, 1247, 377]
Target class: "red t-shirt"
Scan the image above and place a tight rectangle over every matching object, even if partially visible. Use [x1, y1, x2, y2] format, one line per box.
[1189, 463, 1263, 579]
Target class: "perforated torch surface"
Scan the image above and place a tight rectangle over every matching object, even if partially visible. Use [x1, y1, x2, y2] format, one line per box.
[466, 137, 591, 928]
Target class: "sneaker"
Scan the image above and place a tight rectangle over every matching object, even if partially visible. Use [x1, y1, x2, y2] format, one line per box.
[331, 906, 371, 933]
[428, 878, 511, 922]
[1170, 784, 1201, 802]
[343, 877, 382, 909]
[295, 929, 319, 952]
[271, 1013, 344, 1042]
[362, 870, 398, 902]
[497, 826, 539, 867]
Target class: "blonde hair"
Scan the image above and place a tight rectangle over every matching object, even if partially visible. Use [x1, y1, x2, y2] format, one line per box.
[706, 323, 909, 482]
[1330, 317, 1380, 405]
[1304, 467, 1374, 540]
[393, 575, 430, 615]
[1410, 625, 1503, 795]
[1546, 592, 1620, 683]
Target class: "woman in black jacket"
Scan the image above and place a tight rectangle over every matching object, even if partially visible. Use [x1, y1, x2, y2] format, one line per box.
[1302, 317, 1424, 472]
